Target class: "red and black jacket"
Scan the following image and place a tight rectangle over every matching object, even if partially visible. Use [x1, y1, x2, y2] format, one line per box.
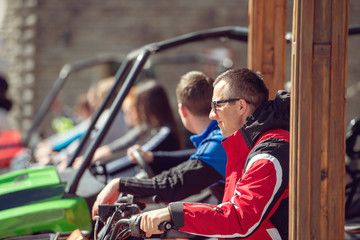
[169, 90, 290, 240]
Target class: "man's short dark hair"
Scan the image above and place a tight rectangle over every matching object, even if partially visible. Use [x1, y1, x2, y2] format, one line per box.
[176, 71, 214, 116]
[214, 68, 269, 108]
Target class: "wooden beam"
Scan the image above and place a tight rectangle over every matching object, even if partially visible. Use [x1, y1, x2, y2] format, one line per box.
[289, 0, 349, 239]
[248, 0, 287, 98]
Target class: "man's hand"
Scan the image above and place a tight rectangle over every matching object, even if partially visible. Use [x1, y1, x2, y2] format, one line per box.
[92, 145, 112, 163]
[55, 157, 69, 172]
[140, 207, 172, 238]
[34, 140, 56, 166]
[92, 178, 120, 220]
[127, 144, 154, 163]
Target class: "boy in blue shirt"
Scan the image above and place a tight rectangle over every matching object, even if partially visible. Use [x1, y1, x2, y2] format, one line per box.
[92, 71, 227, 217]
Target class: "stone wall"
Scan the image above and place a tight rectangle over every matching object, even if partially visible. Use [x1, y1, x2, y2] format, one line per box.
[1, 0, 250, 137]
[1, 0, 38, 133]
[1, 0, 359, 138]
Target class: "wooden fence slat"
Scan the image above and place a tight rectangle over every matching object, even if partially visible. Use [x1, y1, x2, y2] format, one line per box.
[248, 0, 286, 99]
[289, 0, 349, 239]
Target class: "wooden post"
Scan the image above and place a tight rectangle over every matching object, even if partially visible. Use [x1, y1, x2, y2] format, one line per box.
[289, 0, 349, 239]
[248, 0, 287, 99]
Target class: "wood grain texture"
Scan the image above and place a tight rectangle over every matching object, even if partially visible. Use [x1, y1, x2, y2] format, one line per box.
[289, 0, 349, 239]
[248, 0, 286, 99]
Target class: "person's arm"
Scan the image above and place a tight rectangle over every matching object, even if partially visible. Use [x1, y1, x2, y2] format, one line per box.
[92, 178, 120, 219]
[140, 155, 287, 239]
[140, 126, 172, 151]
[119, 159, 223, 202]
[140, 207, 172, 238]
[106, 126, 142, 153]
[91, 159, 222, 218]
[127, 145, 196, 174]
[47, 119, 90, 151]
[149, 149, 196, 172]
[164, 141, 289, 239]
[110, 125, 173, 155]
[120, 133, 226, 201]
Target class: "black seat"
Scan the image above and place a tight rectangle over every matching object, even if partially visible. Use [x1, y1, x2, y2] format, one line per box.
[345, 117, 360, 219]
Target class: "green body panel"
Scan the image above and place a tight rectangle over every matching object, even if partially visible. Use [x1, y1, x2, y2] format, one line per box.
[0, 197, 92, 238]
[0, 166, 60, 195]
[0, 166, 92, 238]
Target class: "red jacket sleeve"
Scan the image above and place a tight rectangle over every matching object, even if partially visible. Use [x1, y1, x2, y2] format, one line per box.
[169, 154, 287, 239]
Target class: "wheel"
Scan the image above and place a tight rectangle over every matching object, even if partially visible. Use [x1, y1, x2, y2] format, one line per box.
[131, 150, 155, 178]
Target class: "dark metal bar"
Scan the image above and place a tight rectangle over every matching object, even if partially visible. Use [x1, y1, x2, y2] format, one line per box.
[349, 26, 360, 35]
[67, 26, 250, 194]
[22, 56, 124, 147]
[67, 49, 151, 194]
[66, 58, 132, 168]
[127, 26, 248, 59]
[147, 26, 248, 53]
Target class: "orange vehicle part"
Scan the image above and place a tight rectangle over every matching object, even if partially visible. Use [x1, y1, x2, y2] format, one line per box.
[0, 130, 23, 168]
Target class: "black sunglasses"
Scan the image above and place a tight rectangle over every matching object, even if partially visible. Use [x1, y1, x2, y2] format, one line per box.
[211, 98, 241, 113]
[211, 98, 252, 113]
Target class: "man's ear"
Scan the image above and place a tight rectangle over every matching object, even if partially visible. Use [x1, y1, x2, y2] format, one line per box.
[238, 99, 248, 109]
[238, 99, 253, 115]
[179, 103, 188, 118]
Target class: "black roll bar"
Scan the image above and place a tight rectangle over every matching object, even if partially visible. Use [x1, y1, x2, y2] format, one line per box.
[66, 26, 249, 194]
[22, 55, 124, 147]
[65, 58, 134, 168]
[67, 49, 152, 194]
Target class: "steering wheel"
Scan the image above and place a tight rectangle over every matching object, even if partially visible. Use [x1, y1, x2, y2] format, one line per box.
[131, 149, 155, 178]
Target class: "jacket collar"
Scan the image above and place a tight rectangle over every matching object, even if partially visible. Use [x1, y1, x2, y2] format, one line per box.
[190, 120, 218, 147]
[239, 90, 290, 148]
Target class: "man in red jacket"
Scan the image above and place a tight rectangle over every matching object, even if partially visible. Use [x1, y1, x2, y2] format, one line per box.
[140, 68, 290, 240]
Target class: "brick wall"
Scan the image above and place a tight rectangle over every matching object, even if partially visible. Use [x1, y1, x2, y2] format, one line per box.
[1, 0, 250, 137]
[1, 0, 359, 138]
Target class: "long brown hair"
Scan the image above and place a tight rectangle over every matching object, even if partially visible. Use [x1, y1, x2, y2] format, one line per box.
[136, 80, 184, 149]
